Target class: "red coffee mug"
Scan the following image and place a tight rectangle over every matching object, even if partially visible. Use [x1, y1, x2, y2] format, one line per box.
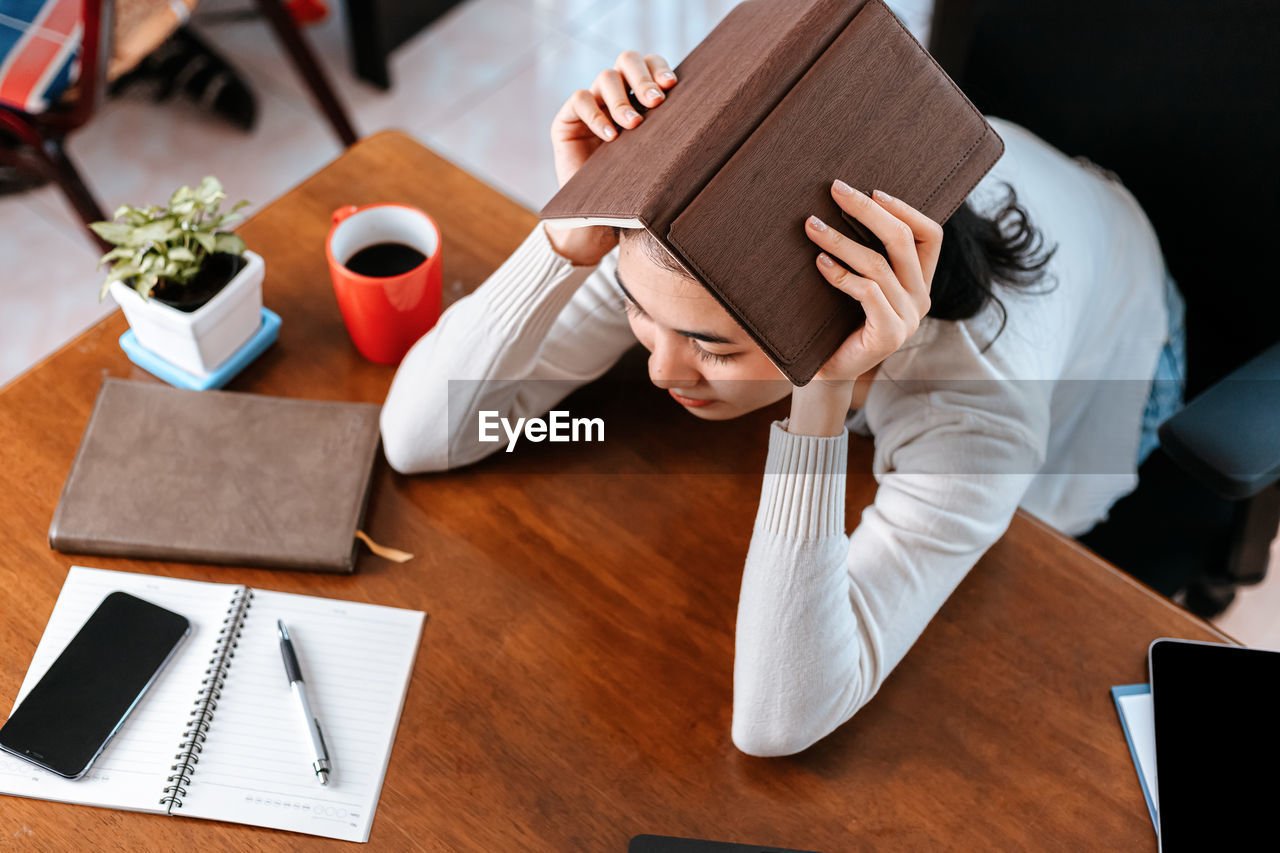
[326, 203, 443, 365]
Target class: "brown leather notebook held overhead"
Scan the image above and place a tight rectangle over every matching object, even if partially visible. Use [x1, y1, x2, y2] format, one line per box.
[539, 0, 1004, 385]
[48, 378, 382, 573]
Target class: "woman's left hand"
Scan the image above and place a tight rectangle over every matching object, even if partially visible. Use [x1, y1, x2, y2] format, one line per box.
[786, 180, 942, 436]
[805, 180, 942, 383]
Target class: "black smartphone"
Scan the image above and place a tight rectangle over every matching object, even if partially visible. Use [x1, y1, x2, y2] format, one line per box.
[0, 591, 190, 779]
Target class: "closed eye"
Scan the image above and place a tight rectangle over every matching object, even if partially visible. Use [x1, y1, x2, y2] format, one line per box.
[622, 297, 645, 319]
[615, 271, 736, 345]
[692, 341, 735, 364]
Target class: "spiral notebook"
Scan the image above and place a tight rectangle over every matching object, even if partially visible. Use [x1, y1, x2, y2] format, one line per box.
[0, 567, 425, 842]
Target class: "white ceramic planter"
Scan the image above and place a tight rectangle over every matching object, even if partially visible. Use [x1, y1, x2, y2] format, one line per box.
[110, 249, 264, 377]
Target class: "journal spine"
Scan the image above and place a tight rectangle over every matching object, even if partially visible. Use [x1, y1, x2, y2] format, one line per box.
[160, 586, 255, 811]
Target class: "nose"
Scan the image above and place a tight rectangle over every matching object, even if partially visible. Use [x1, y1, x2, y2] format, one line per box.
[647, 331, 701, 390]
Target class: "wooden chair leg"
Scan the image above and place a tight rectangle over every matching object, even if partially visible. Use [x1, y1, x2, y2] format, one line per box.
[30, 136, 110, 253]
[252, 0, 359, 147]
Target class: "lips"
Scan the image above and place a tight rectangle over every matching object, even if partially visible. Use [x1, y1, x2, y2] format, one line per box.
[669, 389, 714, 408]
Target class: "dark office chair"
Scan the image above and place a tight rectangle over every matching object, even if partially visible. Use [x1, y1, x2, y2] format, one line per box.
[928, 0, 1280, 617]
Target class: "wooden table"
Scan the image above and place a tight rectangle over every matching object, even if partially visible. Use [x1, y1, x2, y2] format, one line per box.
[0, 132, 1230, 851]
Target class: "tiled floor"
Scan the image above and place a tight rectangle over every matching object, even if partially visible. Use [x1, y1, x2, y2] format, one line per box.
[1, 0, 1274, 644]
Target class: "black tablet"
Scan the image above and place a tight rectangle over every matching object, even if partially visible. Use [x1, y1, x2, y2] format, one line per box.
[1148, 638, 1280, 852]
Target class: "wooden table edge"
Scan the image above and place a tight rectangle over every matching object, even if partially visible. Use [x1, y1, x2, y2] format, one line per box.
[1015, 508, 1236, 643]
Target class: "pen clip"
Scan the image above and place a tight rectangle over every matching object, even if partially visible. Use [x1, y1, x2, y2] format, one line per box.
[278, 622, 304, 684]
[314, 719, 329, 761]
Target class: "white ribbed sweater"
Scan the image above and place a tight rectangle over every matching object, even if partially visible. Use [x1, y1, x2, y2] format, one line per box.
[380, 118, 1169, 756]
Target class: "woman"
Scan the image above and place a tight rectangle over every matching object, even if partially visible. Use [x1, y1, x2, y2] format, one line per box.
[381, 52, 1184, 756]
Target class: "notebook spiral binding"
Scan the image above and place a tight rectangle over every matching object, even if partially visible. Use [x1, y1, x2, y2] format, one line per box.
[159, 586, 254, 810]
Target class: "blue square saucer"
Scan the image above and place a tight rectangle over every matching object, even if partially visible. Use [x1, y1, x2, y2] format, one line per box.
[119, 307, 282, 391]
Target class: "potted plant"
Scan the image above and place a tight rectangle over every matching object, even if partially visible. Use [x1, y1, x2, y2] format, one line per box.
[91, 177, 264, 377]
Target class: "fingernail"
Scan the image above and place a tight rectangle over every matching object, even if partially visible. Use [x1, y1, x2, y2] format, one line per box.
[872, 189, 894, 203]
[833, 179, 855, 195]
[603, 125, 617, 140]
[646, 88, 663, 101]
[808, 215, 827, 231]
[658, 71, 676, 82]
[624, 108, 640, 122]
[818, 252, 835, 267]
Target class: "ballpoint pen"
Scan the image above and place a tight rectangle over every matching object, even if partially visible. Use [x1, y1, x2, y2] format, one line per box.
[277, 619, 332, 785]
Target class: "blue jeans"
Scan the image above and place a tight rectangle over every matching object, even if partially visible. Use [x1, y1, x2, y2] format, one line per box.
[1136, 270, 1187, 466]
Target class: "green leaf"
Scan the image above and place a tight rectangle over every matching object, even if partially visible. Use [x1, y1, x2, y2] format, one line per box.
[169, 185, 194, 207]
[88, 222, 133, 245]
[191, 231, 216, 253]
[168, 246, 197, 262]
[214, 210, 246, 228]
[194, 176, 225, 205]
[95, 246, 133, 269]
[105, 261, 139, 285]
[124, 218, 175, 246]
[213, 232, 246, 256]
[136, 273, 159, 299]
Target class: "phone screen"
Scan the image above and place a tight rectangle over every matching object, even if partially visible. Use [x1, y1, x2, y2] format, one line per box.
[0, 591, 190, 779]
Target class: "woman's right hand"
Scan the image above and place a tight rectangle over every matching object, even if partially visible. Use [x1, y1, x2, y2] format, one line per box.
[543, 51, 678, 266]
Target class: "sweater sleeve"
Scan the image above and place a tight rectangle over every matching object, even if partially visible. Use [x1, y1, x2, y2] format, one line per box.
[731, 408, 1045, 757]
[380, 222, 636, 473]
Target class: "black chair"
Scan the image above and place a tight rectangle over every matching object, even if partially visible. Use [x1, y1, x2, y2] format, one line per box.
[343, 0, 467, 90]
[928, 0, 1280, 617]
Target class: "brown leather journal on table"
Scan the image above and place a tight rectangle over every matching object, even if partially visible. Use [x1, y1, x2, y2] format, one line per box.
[48, 378, 382, 573]
[539, 0, 1004, 385]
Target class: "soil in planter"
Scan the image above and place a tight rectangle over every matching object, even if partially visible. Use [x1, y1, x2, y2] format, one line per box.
[151, 252, 248, 313]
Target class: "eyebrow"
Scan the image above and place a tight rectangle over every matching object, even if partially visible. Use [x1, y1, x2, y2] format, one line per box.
[614, 270, 735, 345]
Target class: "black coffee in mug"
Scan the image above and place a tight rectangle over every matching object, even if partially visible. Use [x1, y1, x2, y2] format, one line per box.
[344, 242, 427, 278]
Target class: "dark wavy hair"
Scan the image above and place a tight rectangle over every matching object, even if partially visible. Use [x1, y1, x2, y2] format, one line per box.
[613, 183, 1056, 353]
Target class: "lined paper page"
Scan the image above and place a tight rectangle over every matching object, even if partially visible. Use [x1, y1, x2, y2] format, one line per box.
[177, 588, 424, 842]
[0, 567, 237, 814]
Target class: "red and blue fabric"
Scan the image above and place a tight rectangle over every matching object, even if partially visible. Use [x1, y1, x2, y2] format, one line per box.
[0, 0, 82, 114]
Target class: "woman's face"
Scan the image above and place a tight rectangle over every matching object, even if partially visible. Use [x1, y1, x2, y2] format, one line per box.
[616, 240, 793, 420]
